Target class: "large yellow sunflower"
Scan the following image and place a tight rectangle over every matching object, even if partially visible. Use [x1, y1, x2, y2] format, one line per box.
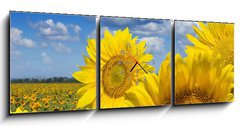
[175, 50, 234, 105]
[72, 38, 96, 109]
[143, 53, 171, 105]
[186, 22, 234, 65]
[100, 28, 156, 109]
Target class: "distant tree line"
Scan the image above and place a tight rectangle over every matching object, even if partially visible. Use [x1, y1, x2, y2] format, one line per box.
[11, 77, 79, 83]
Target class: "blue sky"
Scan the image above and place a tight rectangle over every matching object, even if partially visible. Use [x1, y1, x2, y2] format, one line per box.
[10, 12, 96, 79]
[175, 20, 198, 57]
[100, 16, 172, 73]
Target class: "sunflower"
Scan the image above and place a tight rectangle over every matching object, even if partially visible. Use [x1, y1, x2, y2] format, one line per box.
[30, 94, 37, 101]
[10, 96, 16, 104]
[44, 102, 50, 108]
[52, 106, 60, 111]
[186, 22, 234, 65]
[72, 38, 96, 109]
[33, 102, 42, 109]
[11, 107, 28, 114]
[100, 28, 156, 109]
[58, 99, 66, 105]
[41, 98, 49, 103]
[23, 94, 29, 99]
[143, 53, 171, 105]
[175, 50, 234, 105]
[30, 102, 35, 109]
[20, 100, 26, 106]
[73, 27, 167, 109]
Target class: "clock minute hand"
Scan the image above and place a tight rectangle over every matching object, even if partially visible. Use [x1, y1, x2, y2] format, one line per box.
[137, 63, 148, 74]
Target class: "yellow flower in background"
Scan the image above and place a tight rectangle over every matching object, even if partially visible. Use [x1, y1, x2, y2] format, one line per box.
[10, 96, 16, 104]
[100, 28, 155, 108]
[72, 38, 96, 109]
[30, 94, 37, 101]
[59, 99, 66, 105]
[175, 50, 234, 105]
[41, 98, 49, 103]
[44, 102, 50, 108]
[186, 22, 234, 65]
[68, 90, 73, 95]
[23, 94, 29, 99]
[33, 102, 42, 109]
[30, 102, 35, 109]
[52, 106, 60, 111]
[11, 107, 28, 114]
[20, 100, 26, 106]
[143, 53, 171, 105]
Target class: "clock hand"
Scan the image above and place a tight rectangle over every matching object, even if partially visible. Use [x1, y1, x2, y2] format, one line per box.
[130, 61, 138, 72]
[137, 63, 148, 74]
[127, 53, 148, 74]
[127, 52, 148, 74]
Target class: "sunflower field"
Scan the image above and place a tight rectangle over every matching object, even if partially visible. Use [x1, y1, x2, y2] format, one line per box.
[10, 83, 82, 114]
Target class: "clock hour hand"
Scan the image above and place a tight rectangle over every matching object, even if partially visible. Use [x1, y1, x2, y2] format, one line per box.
[130, 61, 138, 72]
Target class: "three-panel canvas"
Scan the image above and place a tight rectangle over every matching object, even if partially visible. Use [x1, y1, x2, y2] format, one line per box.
[9, 11, 234, 114]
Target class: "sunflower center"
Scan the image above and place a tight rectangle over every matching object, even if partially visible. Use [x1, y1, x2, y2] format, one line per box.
[176, 88, 215, 104]
[213, 39, 233, 65]
[102, 55, 134, 98]
[109, 63, 126, 87]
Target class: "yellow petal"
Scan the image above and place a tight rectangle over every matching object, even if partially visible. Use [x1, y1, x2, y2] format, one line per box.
[77, 87, 96, 109]
[72, 70, 95, 84]
[186, 34, 210, 51]
[125, 83, 154, 106]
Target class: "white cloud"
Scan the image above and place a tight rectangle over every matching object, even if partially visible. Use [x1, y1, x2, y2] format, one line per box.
[41, 52, 53, 64]
[51, 43, 71, 53]
[37, 19, 68, 36]
[89, 27, 116, 39]
[26, 62, 31, 66]
[11, 28, 22, 41]
[70, 24, 81, 34]
[10, 27, 36, 59]
[11, 49, 21, 59]
[100, 27, 117, 38]
[87, 29, 96, 39]
[101, 27, 110, 34]
[132, 21, 170, 36]
[32, 19, 81, 41]
[20, 38, 35, 48]
[175, 21, 198, 55]
[105, 17, 135, 26]
[10, 27, 35, 48]
[175, 21, 198, 37]
[139, 37, 165, 53]
[45, 19, 54, 26]
[41, 42, 48, 48]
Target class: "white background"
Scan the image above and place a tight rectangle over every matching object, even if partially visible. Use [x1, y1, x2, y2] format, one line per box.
[0, 0, 239, 126]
